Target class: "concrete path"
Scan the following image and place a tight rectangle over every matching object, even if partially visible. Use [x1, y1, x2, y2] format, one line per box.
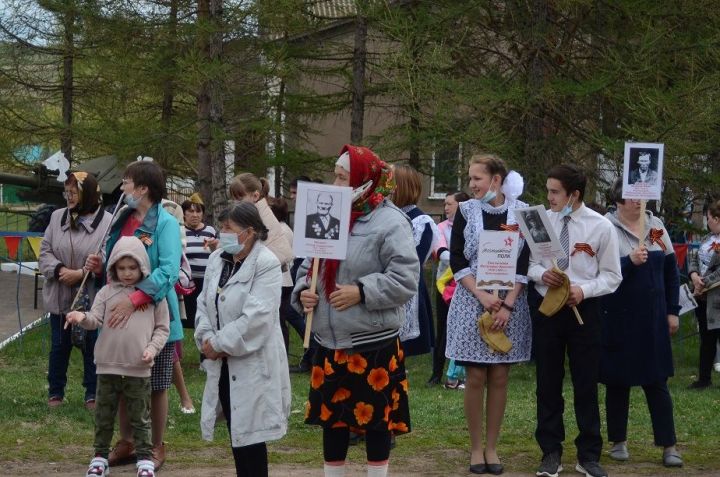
[0, 270, 46, 348]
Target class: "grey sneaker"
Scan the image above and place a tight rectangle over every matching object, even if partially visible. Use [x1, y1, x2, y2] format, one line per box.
[576, 461, 607, 477]
[537, 451, 563, 477]
[663, 448, 683, 468]
[609, 442, 629, 461]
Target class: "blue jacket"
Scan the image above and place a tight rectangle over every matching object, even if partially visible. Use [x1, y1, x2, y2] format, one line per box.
[105, 203, 183, 343]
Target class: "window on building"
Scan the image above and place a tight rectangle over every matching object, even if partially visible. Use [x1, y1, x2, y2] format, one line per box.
[429, 143, 463, 199]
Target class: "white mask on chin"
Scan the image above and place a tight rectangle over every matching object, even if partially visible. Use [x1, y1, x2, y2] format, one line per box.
[352, 180, 373, 202]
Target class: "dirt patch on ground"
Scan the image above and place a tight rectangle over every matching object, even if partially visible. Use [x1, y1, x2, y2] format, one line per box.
[3, 459, 720, 477]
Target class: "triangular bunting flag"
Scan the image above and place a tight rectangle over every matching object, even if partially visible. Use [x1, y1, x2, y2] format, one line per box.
[3, 236, 21, 261]
[27, 236, 43, 260]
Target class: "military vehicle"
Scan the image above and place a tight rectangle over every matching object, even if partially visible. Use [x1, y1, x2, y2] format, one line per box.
[0, 155, 124, 232]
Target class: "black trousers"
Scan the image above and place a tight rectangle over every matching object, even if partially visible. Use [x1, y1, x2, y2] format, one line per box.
[219, 360, 268, 477]
[696, 300, 720, 383]
[533, 297, 602, 463]
[605, 381, 676, 447]
[431, 288, 449, 379]
[181, 277, 203, 329]
[280, 287, 316, 364]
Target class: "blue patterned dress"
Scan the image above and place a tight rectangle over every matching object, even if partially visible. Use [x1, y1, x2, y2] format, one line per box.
[445, 198, 532, 364]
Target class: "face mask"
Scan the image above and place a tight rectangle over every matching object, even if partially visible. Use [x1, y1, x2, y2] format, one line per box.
[352, 180, 373, 202]
[219, 232, 244, 255]
[123, 193, 142, 209]
[559, 197, 575, 218]
[479, 185, 497, 204]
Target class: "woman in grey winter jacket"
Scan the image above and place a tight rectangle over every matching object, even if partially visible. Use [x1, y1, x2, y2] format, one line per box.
[293, 145, 419, 477]
[38, 171, 112, 409]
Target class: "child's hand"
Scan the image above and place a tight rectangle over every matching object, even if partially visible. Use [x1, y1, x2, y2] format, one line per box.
[142, 349, 155, 364]
[64, 311, 85, 329]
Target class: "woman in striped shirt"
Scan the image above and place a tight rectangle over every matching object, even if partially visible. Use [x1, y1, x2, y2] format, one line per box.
[182, 195, 218, 329]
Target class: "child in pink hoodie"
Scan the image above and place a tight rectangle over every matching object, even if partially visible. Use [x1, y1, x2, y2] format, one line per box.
[67, 236, 169, 477]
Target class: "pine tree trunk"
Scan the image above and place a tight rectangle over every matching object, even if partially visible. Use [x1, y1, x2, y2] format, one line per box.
[523, 0, 552, 170]
[61, 4, 75, 165]
[350, 9, 368, 144]
[196, 0, 226, 223]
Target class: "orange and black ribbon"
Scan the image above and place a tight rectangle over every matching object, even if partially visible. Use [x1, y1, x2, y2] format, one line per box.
[571, 242, 596, 257]
[648, 228, 667, 252]
[711, 241, 720, 253]
[500, 223, 519, 232]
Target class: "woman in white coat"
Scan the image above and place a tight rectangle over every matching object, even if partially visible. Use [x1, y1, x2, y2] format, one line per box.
[194, 201, 291, 477]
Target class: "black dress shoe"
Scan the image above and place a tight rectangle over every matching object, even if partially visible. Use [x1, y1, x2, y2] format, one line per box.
[485, 462, 503, 475]
[469, 463, 487, 474]
[290, 360, 311, 373]
[426, 375, 441, 386]
[688, 380, 711, 389]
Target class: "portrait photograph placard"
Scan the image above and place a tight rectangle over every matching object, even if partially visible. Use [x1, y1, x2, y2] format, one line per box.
[679, 283, 698, 316]
[514, 205, 566, 261]
[292, 181, 352, 259]
[621, 142, 664, 201]
[475, 230, 519, 290]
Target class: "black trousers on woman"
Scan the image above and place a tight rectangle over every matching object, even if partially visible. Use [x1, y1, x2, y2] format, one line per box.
[219, 360, 268, 477]
[431, 288, 449, 380]
[606, 381, 676, 447]
[696, 300, 720, 384]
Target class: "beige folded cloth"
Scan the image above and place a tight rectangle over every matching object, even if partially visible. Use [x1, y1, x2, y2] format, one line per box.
[539, 265, 570, 317]
[477, 311, 512, 354]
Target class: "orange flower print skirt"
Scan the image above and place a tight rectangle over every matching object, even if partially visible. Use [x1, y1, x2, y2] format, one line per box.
[305, 338, 411, 435]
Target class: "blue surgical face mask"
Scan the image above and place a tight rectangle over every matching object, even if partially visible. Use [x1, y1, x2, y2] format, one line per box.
[219, 232, 244, 255]
[123, 193, 142, 209]
[479, 185, 497, 204]
[559, 197, 575, 218]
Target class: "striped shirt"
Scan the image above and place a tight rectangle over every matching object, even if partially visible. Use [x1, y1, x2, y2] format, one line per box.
[185, 224, 218, 279]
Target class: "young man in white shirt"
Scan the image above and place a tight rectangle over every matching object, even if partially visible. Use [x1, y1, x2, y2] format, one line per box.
[528, 164, 622, 477]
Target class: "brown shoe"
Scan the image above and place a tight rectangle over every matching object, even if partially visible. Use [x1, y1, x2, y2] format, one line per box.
[108, 439, 136, 466]
[84, 399, 96, 411]
[48, 396, 63, 408]
[151, 442, 166, 471]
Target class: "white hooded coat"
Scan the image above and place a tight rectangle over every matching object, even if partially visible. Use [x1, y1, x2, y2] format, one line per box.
[194, 241, 290, 447]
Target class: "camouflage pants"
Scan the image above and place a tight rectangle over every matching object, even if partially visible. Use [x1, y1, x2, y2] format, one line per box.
[94, 374, 152, 460]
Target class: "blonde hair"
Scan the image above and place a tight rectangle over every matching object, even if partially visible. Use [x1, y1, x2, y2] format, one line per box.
[392, 164, 422, 208]
[229, 173, 269, 201]
[469, 154, 508, 182]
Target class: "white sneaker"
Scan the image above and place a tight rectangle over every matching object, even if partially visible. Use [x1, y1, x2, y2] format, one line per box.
[714, 362, 720, 373]
[86, 457, 109, 477]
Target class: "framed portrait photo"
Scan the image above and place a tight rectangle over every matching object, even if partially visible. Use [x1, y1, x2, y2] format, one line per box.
[292, 182, 352, 259]
[622, 142, 664, 201]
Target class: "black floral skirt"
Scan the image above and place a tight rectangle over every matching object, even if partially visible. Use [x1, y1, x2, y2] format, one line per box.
[304, 338, 411, 435]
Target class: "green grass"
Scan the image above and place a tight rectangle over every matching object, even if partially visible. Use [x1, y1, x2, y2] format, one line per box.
[1, 312, 719, 475]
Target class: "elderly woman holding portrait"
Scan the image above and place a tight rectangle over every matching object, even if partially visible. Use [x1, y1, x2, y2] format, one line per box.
[293, 145, 419, 477]
[599, 179, 682, 468]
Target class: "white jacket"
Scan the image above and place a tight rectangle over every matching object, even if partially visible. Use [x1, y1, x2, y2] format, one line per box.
[194, 242, 291, 447]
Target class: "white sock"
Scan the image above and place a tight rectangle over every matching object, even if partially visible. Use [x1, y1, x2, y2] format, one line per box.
[324, 462, 346, 477]
[367, 462, 389, 477]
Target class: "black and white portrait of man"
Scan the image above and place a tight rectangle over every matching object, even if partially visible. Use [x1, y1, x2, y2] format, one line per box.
[305, 191, 341, 240]
[521, 210, 551, 244]
[628, 150, 659, 185]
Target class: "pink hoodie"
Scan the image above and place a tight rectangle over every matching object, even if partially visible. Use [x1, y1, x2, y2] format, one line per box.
[78, 236, 170, 377]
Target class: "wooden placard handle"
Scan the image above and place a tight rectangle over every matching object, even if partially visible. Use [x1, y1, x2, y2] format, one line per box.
[303, 257, 320, 349]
